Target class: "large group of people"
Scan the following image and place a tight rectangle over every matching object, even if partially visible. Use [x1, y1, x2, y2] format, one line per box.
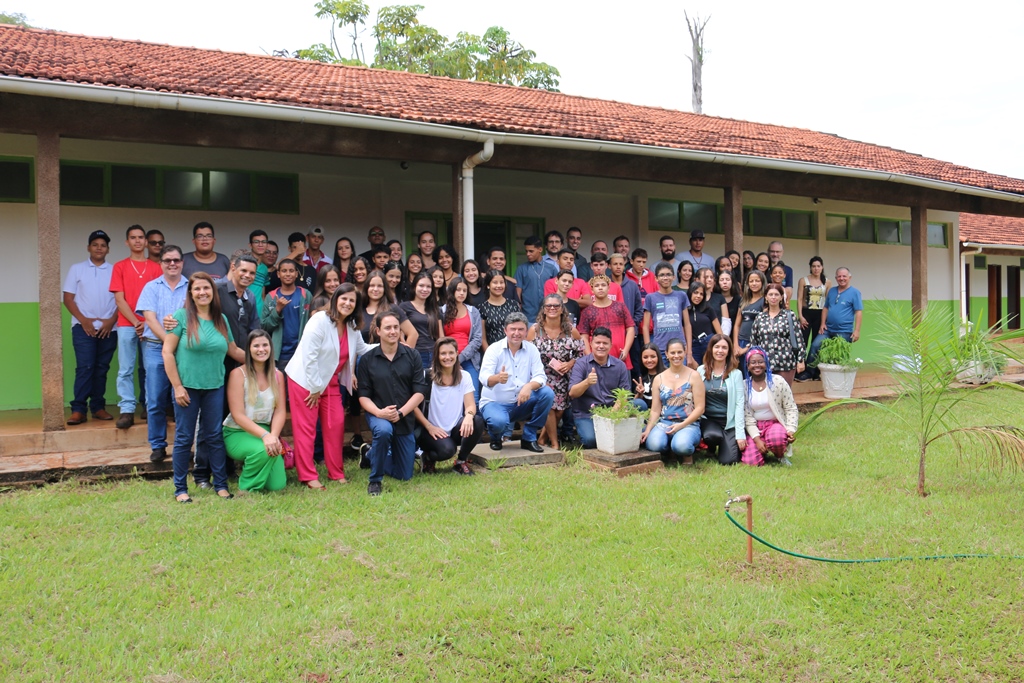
[63, 222, 864, 500]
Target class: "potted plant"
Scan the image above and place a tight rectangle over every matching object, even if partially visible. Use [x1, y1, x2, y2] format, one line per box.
[812, 336, 863, 399]
[591, 388, 650, 455]
[954, 319, 1007, 385]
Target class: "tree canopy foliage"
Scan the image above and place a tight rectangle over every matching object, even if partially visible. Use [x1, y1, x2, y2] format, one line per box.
[294, 2, 560, 91]
[0, 10, 31, 26]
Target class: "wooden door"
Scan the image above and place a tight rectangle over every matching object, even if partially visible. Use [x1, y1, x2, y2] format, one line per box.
[988, 265, 1002, 329]
[1008, 266, 1021, 330]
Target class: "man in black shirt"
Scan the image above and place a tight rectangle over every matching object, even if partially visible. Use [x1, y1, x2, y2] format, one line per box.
[357, 311, 428, 496]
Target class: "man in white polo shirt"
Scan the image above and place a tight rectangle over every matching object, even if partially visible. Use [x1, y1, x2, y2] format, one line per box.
[62, 230, 118, 425]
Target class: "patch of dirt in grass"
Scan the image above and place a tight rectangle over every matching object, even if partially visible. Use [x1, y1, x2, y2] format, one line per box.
[130, 549, 144, 558]
[311, 626, 359, 648]
[663, 512, 681, 523]
[151, 563, 170, 576]
[135, 516, 148, 525]
[353, 553, 376, 569]
[302, 674, 330, 683]
[329, 540, 352, 556]
[730, 552, 825, 583]
[146, 674, 189, 683]
[484, 506, 504, 515]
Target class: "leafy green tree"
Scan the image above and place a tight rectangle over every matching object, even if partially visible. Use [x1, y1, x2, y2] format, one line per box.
[295, 2, 559, 90]
[800, 302, 1024, 497]
[0, 10, 31, 26]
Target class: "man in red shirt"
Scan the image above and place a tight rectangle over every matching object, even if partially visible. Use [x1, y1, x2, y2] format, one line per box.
[625, 248, 657, 302]
[109, 225, 164, 429]
[301, 225, 332, 272]
[543, 249, 593, 309]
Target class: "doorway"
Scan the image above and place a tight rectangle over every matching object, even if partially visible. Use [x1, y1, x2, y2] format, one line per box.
[988, 265, 1002, 329]
[1008, 266, 1021, 330]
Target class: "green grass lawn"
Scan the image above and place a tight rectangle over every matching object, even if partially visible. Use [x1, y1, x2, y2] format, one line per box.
[3, 388, 1024, 682]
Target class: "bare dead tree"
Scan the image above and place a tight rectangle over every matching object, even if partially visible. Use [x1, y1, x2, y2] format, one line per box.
[685, 11, 710, 115]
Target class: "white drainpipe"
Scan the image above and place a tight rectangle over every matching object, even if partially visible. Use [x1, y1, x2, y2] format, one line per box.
[461, 138, 494, 263]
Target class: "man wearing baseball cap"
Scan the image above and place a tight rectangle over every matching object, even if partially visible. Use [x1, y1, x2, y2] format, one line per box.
[301, 225, 332, 273]
[686, 229, 712, 271]
[62, 230, 119, 425]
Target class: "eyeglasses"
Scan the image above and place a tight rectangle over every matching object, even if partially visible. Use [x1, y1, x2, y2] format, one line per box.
[543, 303, 563, 309]
[370, 232, 385, 238]
[161, 258, 182, 264]
[149, 240, 165, 247]
[195, 234, 214, 240]
[250, 239, 268, 246]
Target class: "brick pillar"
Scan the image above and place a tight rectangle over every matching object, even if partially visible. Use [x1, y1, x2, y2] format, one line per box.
[911, 205, 928, 317]
[451, 163, 464, 259]
[37, 131, 65, 432]
[724, 184, 743, 255]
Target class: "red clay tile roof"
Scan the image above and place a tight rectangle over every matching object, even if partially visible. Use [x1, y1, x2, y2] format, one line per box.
[3, 24, 1024, 198]
[959, 213, 1024, 246]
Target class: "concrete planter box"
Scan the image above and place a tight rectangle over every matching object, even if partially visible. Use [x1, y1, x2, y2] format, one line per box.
[593, 415, 643, 455]
[818, 364, 857, 399]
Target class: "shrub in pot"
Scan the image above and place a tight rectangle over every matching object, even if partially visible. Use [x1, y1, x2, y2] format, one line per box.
[591, 388, 649, 455]
[812, 336, 862, 399]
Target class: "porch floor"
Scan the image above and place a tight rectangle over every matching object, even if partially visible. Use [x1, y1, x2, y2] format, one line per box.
[1, 363, 1020, 485]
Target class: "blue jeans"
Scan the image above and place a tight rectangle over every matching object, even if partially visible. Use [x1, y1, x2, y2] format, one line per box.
[574, 399, 647, 449]
[645, 421, 701, 457]
[143, 342, 172, 449]
[116, 326, 146, 413]
[365, 414, 417, 484]
[807, 330, 854, 366]
[461, 360, 480, 403]
[172, 387, 228, 495]
[418, 350, 432, 371]
[70, 325, 117, 415]
[481, 386, 555, 443]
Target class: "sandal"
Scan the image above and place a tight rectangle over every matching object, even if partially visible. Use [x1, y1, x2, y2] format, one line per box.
[305, 480, 325, 490]
[175, 493, 192, 504]
[216, 489, 234, 499]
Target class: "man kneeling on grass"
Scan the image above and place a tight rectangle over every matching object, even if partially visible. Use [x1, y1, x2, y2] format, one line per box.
[568, 326, 646, 449]
[356, 311, 427, 496]
[478, 312, 554, 453]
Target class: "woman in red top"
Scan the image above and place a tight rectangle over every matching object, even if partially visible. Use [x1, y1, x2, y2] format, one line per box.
[442, 277, 482, 399]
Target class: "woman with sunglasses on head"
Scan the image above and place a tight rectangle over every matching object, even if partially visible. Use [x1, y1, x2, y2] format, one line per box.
[413, 337, 486, 475]
[162, 272, 242, 503]
[696, 334, 745, 465]
[527, 293, 584, 450]
[224, 330, 288, 492]
[286, 283, 374, 488]
[741, 346, 798, 466]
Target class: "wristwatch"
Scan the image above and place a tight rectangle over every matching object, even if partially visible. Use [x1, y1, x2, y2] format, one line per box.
[396, 409, 404, 420]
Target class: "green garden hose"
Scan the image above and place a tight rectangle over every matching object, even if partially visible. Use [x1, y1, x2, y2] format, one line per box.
[723, 499, 1023, 564]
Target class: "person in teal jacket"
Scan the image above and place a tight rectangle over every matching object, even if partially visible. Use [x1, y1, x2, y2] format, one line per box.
[696, 333, 746, 465]
[261, 258, 313, 367]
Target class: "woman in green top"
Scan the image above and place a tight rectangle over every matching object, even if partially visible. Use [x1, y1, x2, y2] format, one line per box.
[224, 330, 288, 492]
[163, 272, 242, 503]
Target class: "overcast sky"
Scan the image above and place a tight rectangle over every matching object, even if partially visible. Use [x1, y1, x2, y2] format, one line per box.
[19, 0, 1024, 179]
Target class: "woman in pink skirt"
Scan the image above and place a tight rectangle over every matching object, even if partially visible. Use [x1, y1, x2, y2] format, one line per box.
[741, 347, 799, 466]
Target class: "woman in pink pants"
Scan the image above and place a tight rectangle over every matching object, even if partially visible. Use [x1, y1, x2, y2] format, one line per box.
[285, 283, 375, 488]
[741, 347, 799, 466]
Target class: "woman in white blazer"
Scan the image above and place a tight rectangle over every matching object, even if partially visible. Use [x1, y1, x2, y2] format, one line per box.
[286, 283, 375, 488]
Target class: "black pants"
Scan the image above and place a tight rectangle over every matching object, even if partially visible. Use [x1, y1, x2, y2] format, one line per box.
[701, 416, 741, 465]
[417, 414, 486, 463]
[801, 308, 823, 357]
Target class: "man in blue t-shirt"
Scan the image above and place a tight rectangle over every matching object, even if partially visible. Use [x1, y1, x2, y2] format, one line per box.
[514, 236, 558, 321]
[641, 261, 694, 367]
[800, 267, 863, 380]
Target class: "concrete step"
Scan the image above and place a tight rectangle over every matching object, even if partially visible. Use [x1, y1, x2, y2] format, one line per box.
[582, 448, 664, 477]
[469, 441, 564, 468]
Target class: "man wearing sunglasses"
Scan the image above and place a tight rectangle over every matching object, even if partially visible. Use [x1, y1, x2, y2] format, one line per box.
[136, 245, 189, 463]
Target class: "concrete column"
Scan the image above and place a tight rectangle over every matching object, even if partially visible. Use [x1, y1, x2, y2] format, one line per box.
[724, 184, 743, 254]
[36, 131, 65, 432]
[451, 164, 464, 258]
[911, 205, 928, 316]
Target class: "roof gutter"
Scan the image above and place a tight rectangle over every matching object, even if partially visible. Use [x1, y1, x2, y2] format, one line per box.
[4, 75, 1024, 205]
[961, 242, 1024, 251]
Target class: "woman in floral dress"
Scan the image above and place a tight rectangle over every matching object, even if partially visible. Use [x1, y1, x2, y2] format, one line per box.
[749, 283, 805, 387]
[527, 294, 584, 450]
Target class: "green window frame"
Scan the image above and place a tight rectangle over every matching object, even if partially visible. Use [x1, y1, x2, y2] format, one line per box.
[647, 198, 815, 239]
[826, 213, 948, 248]
[57, 161, 300, 214]
[0, 156, 35, 203]
[404, 212, 545, 273]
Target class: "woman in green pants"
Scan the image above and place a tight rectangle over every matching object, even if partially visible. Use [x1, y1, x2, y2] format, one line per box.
[223, 330, 288, 492]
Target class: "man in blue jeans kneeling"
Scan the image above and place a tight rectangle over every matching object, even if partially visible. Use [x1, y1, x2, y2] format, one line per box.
[479, 312, 554, 454]
[568, 326, 646, 449]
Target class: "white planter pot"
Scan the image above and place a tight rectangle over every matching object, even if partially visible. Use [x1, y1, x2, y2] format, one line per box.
[956, 361, 996, 385]
[593, 415, 643, 455]
[818, 364, 857, 399]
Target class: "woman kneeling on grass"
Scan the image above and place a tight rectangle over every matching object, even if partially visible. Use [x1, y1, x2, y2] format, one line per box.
[696, 334, 746, 465]
[641, 338, 705, 464]
[741, 346, 798, 466]
[224, 330, 288, 492]
[413, 337, 485, 475]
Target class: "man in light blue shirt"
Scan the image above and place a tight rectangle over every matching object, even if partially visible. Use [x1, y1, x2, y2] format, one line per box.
[135, 244, 189, 462]
[479, 312, 555, 454]
[801, 267, 863, 381]
[515, 236, 558, 321]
